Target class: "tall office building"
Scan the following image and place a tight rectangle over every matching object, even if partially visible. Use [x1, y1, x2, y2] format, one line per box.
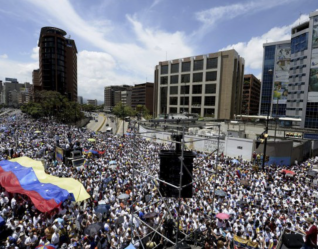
[37, 27, 78, 101]
[259, 10, 318, 128]
[242, 74, 261, 115]
[131, 82, 154, 114]
[154, 49, 244, 119]
[259, 40, 291, 118]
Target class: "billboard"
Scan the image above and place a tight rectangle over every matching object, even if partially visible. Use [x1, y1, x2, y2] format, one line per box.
[55, 147, 64, 163]
[273, 44, 290, 104]
[308, 16, 318, 102]
[5, 78, 18, 83]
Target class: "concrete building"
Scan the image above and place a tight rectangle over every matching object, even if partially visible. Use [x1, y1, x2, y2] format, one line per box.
[131, 82, 154, 114]
[104, 85, 131, 111]
[87, 99, 97, 106]
[121, 90, 132, 107]
[154, 49, 245, 119]
[1, 81, 30, 106]
[259, 10, 318, 128]
[77, 96, 83, 105]
[242, 74, 261, 115]
[36, 27, 78, 102]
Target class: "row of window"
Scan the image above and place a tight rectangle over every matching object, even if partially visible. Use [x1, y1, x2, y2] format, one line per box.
[160, 58, 218, 74]
[160, 72, 217, 84]
[167, 84, 216, 95]
[167, 96, 216, 106]
[168, 108, 215, 117]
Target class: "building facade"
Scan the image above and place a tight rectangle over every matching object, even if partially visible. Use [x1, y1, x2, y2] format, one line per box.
[77, 96, 83, 105]
[87, 99, 97, 106]
[37, 27, 78, 102]
[121, 90, 132, 107]
[259, 40, 291, 118]
[104, 85, 131, 111]
[131, 82, 154, 114]
[0, 81, 30, 106]
[154, 49, 245, 119]
[259, 10, 318, 129]
[242, 74, 261, 115]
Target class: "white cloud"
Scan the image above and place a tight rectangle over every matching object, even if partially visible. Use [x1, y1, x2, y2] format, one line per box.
[195, 0, 296, 37]
[25, 0, 194, 100]
[220, 14, 309, 71]
[0, 58, 37, 83]
[31, 47, 39, 60]
[0, 54, 8, 59]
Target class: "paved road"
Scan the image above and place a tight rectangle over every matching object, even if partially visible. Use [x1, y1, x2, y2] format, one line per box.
[86, 113, 106, 132]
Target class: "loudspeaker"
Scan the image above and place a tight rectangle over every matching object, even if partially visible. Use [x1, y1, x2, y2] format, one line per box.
[281, 234, 303, 248]
[159, 150, 195, 198]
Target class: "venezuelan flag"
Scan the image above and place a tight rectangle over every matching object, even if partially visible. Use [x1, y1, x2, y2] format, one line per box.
[0, 157, 90, 212]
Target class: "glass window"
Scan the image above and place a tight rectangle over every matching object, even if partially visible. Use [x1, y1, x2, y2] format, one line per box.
[170, 107, 177, 113]
[191, 108, 201, 114]
[192, 97, 201, 106]
[181, 74, 190, 83]
[206, 71, 217, 81]
[181, 85, 189, 94]
[193, 73, 203, 82]
[205, 84, 216, 94]
[170, 86, 178, 95]
[161, 65, 168, 74]
[192, 85, 202, 94]
[160, 76, 168, 85]
[204, 108, 215, 117]
[171, 63, 179, 73]
[205, 96, 215, 106]
[160, 87, 167, 113]
[193, 60, 203, 71]
[182, 61, 191, 72]
[170, 97, 178, 105]
[207, 58, 218, 69]
[180, 108, 188, 113]
[170, 75, 178, 84]
[180, 97, 189, 105]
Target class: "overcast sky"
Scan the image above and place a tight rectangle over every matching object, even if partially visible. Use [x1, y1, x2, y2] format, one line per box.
[0, 0, 317, 101]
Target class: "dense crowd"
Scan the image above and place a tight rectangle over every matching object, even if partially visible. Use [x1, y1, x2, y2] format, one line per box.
[0, 110, 317, 249]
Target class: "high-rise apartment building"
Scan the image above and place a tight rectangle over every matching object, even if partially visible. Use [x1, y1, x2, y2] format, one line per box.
[242, 74, 261, 115]
[154, 49, 244, 119]
[121, 90, 132, 107]
[37, 27, 78, 101]
[87, 99, 97, 106]
[259, 10, 318, 128]
[131, 82, 154, 114]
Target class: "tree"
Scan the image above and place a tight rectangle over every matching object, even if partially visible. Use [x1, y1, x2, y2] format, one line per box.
[136, 105, 151, 120]
[112, 102, 134, 136]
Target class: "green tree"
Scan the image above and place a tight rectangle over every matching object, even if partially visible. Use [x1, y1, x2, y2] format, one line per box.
[112, 102, 134, 136]
[136, 105, 151, 120]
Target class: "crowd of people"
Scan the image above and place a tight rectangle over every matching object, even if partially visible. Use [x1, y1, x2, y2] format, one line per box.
[0, 110, 317, 249]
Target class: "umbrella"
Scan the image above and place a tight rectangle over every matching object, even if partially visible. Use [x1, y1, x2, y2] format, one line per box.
[84, 222, 104, 236]
[125, 244, 136, 249]
[237, 200, 247, 208]
[87, 138, 96, 142]
[109, 160, 117, 165]
[0, 216, 5, 227]
[281, 169, 295, 175]
[118, 193, 130, 200]
[143, 212, 158, 219]
[231, 159, 240, 164]
[215, 189, 227, 197]
[95, 204, 108, 214]
[216, 213, 230, 220]
[307, 170, 318, 177]
[34, 130, 41, 134]
[35, 245, 56, 249]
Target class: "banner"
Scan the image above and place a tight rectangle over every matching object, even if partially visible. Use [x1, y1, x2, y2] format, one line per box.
[233, 235, 258, 249]
[55, 147, 63, 163]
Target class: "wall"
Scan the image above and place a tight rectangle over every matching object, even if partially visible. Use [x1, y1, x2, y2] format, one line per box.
[225, 137, 254, 161]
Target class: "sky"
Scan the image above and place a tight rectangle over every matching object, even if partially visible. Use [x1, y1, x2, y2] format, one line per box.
[0, 0, 317, 102]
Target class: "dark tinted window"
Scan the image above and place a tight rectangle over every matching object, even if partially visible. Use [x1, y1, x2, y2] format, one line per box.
[170, 97, 178, 105]
[161, 65, 168, 74]
[205, 96, 215, 106]
[181, 74, 190, 83]
[205, 84, 216, 94]
[160, 76, 168, 85]
[171, 63, 179, 73]
[207, 58, 218, 69]
[170, 86, 178, 95]
[206, 71, 217, 81]
[193, 60, 203, 71]
[192, 85, 202, 94]
[193, 73, 203, 82]
[192, 97, 201, 106]
[182, 61, 191, 72]
[181, 85, 189, 94]
[170, 75, 178, 84]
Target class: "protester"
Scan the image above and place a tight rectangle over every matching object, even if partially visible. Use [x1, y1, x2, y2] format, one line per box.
[0, 110, 317, 249]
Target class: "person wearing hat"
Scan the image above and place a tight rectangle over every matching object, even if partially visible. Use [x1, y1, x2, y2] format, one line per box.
[297, 217, 317, 249]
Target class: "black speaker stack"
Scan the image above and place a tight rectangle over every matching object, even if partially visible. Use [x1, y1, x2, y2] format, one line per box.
[159, 134, 195, 198]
